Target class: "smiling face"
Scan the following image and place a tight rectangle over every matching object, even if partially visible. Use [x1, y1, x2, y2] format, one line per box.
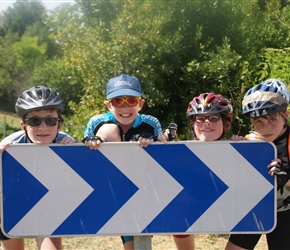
[251, 111, 288, 142]
[192, 114, 224, 141]
[21, 109, 61, 144]
[105, 96, 145, 133]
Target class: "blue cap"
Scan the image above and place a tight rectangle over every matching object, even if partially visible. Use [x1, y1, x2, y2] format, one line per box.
[106, 74, 142, 99]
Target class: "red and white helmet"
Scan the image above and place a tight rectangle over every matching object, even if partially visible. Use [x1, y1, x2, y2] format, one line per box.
[186, 92, 233, 122]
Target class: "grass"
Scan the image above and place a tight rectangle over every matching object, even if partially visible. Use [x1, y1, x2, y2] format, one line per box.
[0, 111, 21, 140]
[0, 111, 21, 128]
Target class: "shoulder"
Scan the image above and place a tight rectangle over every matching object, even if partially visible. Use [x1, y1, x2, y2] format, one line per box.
[138, 114, 161, 123]
[55, 131, 74, 141]
[1, 131, 27, 143]
[136, 114, 158, 121]
[132, 114, 162, 130]
[87, 112, 116, 125]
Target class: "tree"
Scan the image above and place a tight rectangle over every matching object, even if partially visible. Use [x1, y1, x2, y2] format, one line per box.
[3, 0, 290, 140]
[0, 0, 46, 38]
[0, 0, 66, 113]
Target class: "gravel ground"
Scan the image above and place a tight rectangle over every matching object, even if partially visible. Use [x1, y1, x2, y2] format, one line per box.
[22, 234, 267, 249]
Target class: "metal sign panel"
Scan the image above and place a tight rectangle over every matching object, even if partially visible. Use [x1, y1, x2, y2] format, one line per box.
[0, 141, 276, 237]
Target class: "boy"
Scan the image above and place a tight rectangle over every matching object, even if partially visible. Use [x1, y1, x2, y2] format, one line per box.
[226, 78, 290, 250]
[0, 86, 76, 250]
[83, 74, 166, 249]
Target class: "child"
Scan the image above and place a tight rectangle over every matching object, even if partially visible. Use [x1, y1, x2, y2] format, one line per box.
[0, 86, 76, 250]
[225, 78, 290, 250]
[183, 92, 234, 249]
[83, 74, 166, 249]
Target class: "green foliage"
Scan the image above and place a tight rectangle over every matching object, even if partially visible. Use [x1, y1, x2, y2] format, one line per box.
[254, 48, 290, 82]
[13, 35, 47, 70]
[2, 0, 290, 140]
[0, 0, 66, 115]
[0, 113, 21, 140]
[0, 122, 20, 141]
[32, 57, 83, 115]
[0, 0, 46, 37]
[184, 37, 249, 135]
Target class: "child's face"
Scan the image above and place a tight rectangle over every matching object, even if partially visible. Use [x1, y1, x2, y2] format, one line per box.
[251, 111, 288, 142]
[105, 96, 144, 127]
[21, 109, 61, 144]
[194, 114, 224, 141]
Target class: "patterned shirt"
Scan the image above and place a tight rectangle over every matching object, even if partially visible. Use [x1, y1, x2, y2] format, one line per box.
[84, 112, 163, 141]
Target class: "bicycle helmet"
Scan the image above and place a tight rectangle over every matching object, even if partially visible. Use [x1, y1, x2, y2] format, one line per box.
[15, 86, 64, 119]
[242, 78, 290, 118]
[186, 92, 233, 121]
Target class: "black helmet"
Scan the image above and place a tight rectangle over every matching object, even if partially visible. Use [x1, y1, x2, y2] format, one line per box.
[186, 92, 233, 122]
[15, 86, 64, 119]
[242, 78, 290, 118]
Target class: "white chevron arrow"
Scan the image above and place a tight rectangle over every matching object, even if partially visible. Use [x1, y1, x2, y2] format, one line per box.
[185, 141, 275, 233]
[97, 143, 183, 234]
[5, 145, 93, 236]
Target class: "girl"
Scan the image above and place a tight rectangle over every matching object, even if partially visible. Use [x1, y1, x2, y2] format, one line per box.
[174, 92, 233, 250]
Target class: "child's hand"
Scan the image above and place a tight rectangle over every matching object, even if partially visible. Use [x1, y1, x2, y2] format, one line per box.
[138, 137, 154, 147]
[57, 138, 78, 144]
[230, 135, 246, 141]
[136, 133, 155, 147]
[157, 134, 167, 144]
[0, 141, 12, 153]
[82, 136, 105, 150]
[267, 158, 287, 176]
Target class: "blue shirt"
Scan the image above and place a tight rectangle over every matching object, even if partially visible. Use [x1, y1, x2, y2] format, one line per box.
[1, 131, 74, 144]
[84, 112, 163, 141]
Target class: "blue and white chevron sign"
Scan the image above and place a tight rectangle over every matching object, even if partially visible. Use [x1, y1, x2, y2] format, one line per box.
[0, 141, 276, 237]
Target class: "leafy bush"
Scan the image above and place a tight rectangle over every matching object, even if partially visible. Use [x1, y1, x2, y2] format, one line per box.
[0, 122, 20, 141]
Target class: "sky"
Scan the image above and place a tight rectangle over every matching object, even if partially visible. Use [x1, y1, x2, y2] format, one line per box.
[0, 0, 75, 13]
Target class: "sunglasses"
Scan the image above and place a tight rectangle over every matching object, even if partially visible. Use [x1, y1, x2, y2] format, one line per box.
[24, 117, 60, 127]
[109, 97, 141, 107]
[195, 115, 221, 123]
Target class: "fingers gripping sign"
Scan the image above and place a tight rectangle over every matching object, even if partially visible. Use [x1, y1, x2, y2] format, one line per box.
[0, 141, 13, 153]
[268, 158, 285, 176]
[82, 136, 106, 150]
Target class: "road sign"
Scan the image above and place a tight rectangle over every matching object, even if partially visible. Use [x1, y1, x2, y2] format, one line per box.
[1, 141, 276, 237]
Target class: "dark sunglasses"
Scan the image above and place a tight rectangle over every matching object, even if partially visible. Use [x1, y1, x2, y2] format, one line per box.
[195, 115, 221, 123]
[24, 117, 60, 127]
[110, 97, 141, 107]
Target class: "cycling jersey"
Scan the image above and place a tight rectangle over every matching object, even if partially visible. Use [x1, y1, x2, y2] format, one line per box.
[274, 126, 290, 212]
[84, 112, 163, 141]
